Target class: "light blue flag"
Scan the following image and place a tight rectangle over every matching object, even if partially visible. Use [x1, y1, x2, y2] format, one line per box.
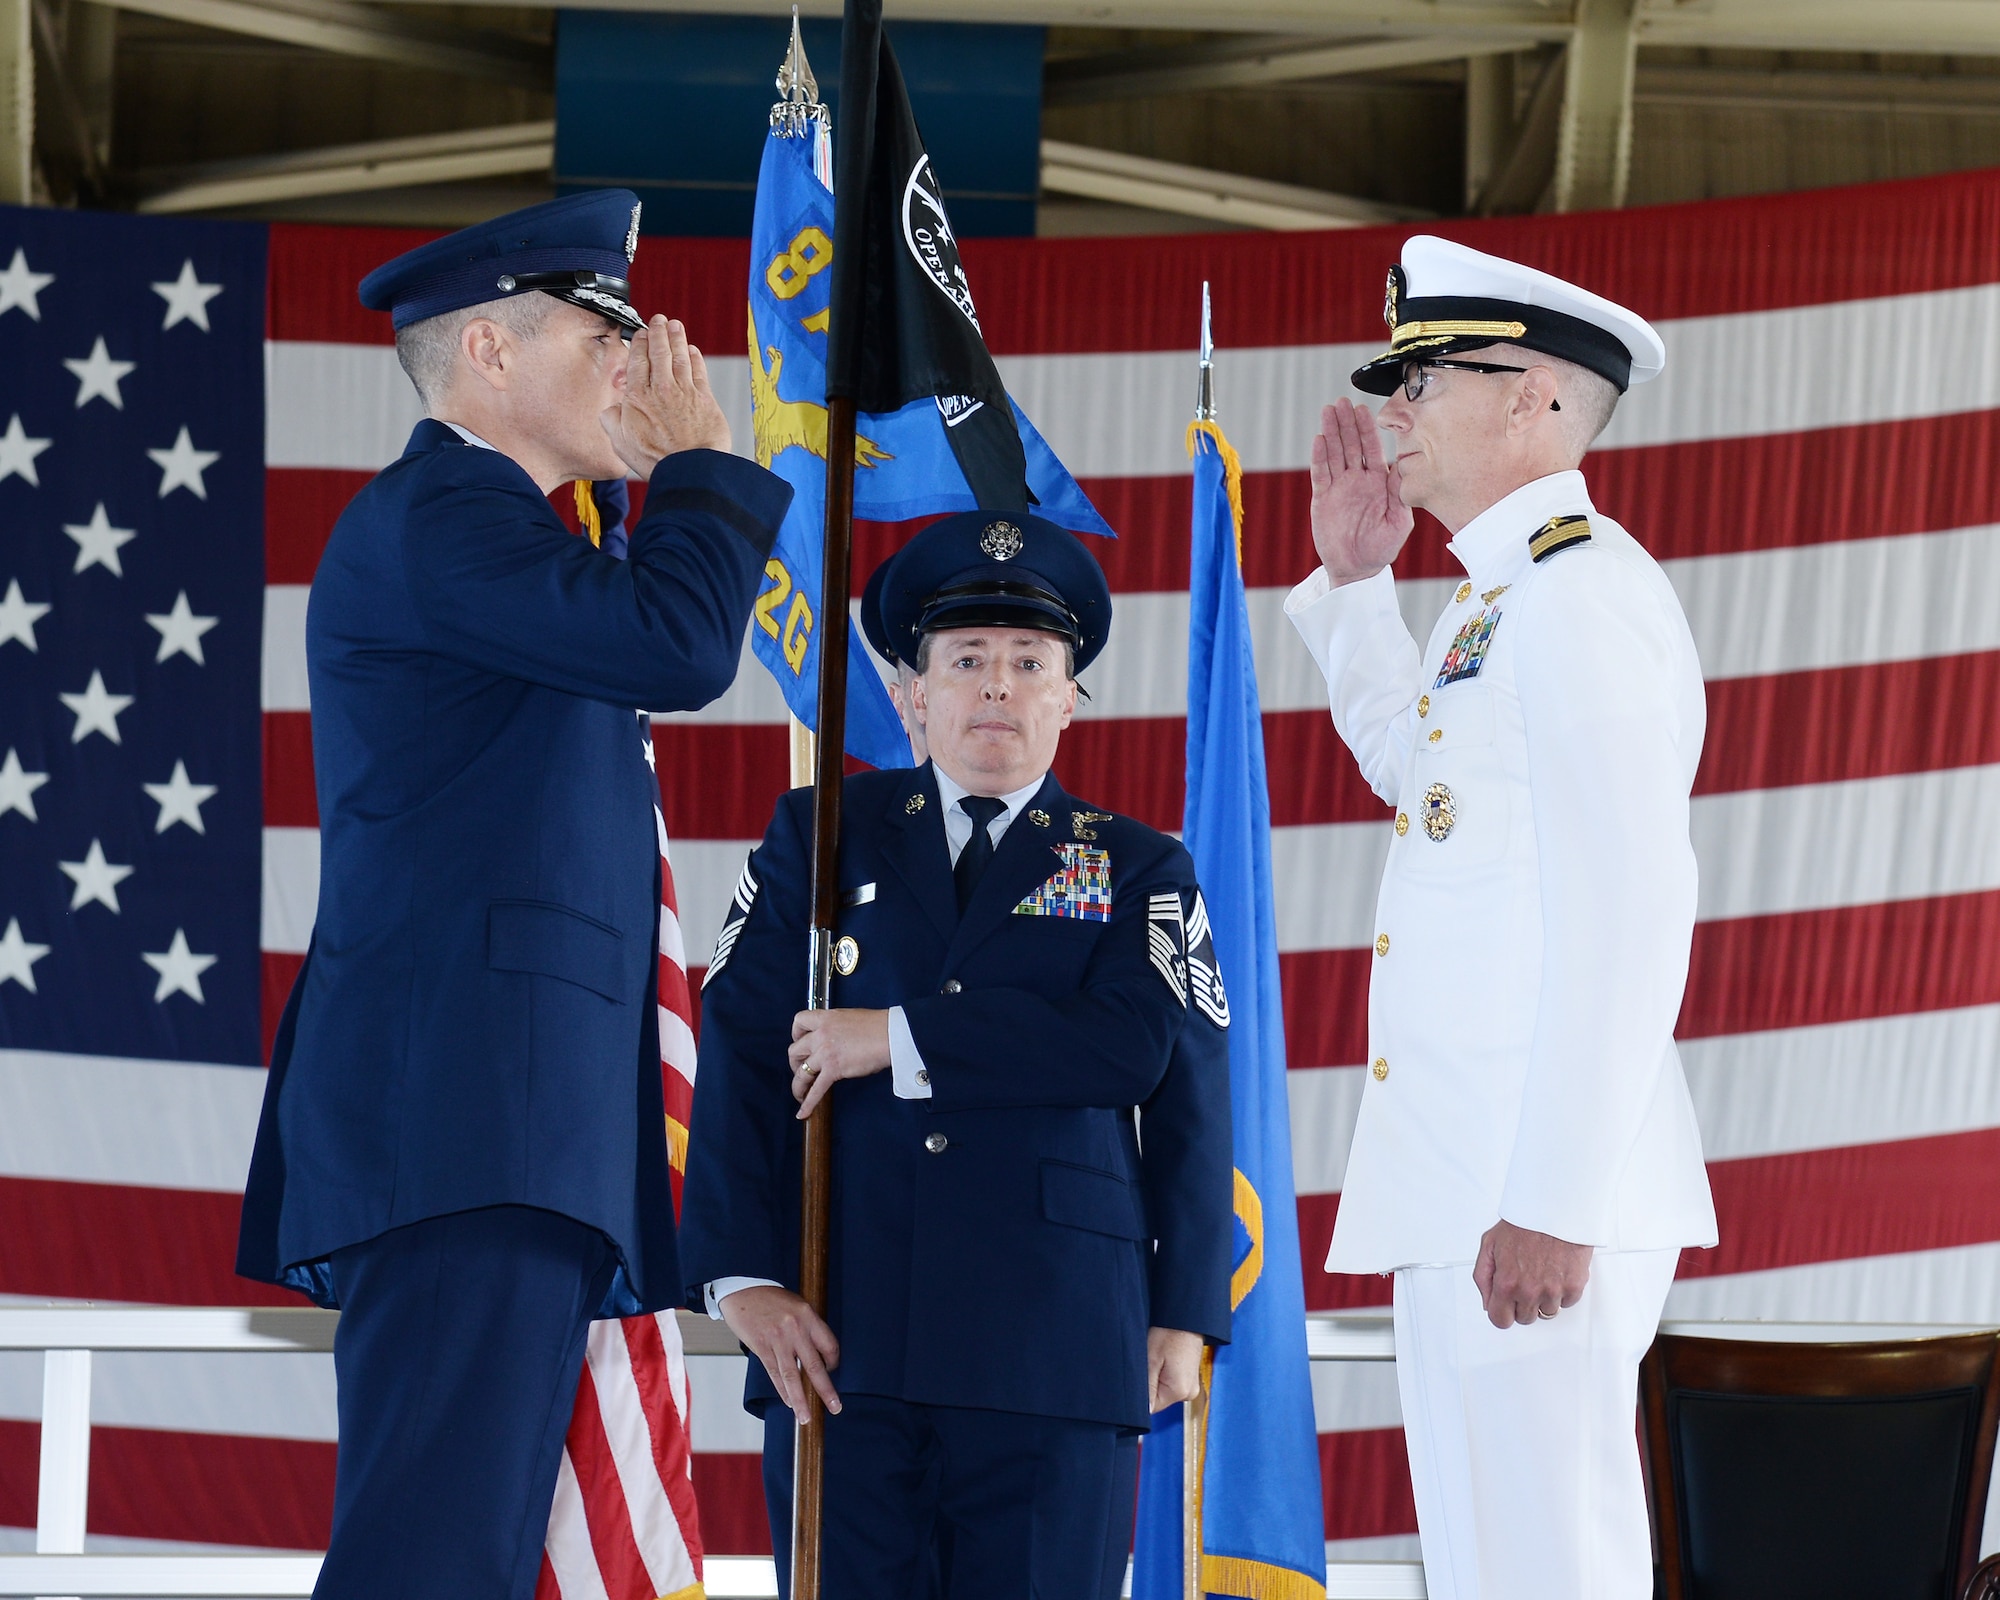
[1131, 416, 1327, 1600]
[747, 114, 1112, 771]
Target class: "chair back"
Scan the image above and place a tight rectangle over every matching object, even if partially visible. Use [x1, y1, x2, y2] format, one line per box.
[1642, 1330, 2000, 1600]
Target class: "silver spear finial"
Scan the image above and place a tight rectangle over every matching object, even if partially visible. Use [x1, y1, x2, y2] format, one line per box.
[1194, 280, 1217, 421]
[772, 8, 826, 137]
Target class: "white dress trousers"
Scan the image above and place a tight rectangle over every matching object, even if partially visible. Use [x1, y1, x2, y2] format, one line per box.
[1394, 1248, 1678, 1600]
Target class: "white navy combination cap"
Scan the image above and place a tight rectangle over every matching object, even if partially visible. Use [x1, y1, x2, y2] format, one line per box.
[1351, 235, 1666, 397]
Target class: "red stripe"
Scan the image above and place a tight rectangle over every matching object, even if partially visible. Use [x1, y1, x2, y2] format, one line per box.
[688, 1453, 770, 1556]
[264, 950, 305, 1063]
[563, 1362, 658, 1600]
[265, 711, 316, 827]
[0, 1175, 296, 1307]
[0, 1419, 333, 1549]
[1679, 889, 2000, 1040]
[654, 724, 790, 841]
[1320, 1425, 1418, 1543]
[1280, 950, 1374, 1074]
[1697, 652, 2000, 794]
[266, 468, 370, 584]
[1684, 1127, 2000, 1279]
[270, 171, 2000, 356]
[1295, 1195, 1394, 1314]
[622, 1314, 706, 1569]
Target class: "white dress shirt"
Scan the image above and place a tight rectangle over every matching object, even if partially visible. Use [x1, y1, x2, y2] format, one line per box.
[705, 766, 1048, 1316]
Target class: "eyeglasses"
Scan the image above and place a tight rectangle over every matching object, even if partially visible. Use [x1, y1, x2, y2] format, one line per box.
[1400, 359, 1561, 409]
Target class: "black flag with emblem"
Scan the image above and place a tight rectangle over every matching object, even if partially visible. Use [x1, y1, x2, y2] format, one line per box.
[826, 0, 1030, 513]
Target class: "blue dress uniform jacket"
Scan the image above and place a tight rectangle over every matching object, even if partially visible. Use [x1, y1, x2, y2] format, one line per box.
[237, 420, 791, 1313]
[680, 762, 1235, 1432]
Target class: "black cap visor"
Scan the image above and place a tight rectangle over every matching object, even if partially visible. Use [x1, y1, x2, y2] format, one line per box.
[917, 580, 1081, 646]
[1352, 295, 1635, 395]
[495, 270, 645, 337]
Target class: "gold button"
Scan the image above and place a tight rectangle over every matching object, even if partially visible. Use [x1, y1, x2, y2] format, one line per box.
[1394, 812, 1409, 837]
[1417, 695, 1430, 718]
[1372, 1058, 1389, 1081]
[1455, 582, 1472, 604]
[1428, 728, 1442, 744]
[1375, 934, 1390, 957]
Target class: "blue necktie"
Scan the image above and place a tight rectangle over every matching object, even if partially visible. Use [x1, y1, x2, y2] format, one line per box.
[954, 796, 1007, 915]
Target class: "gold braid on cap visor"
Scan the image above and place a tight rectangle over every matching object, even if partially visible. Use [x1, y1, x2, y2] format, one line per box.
[1388, 318, 1529, 350]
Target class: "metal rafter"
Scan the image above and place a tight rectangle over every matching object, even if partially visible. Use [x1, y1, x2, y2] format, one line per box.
[1554, 0, 1638, 212]
[0, 0, 28, 203]
[1045, 30, 1531, 103]
[99, 0, 550, 86]
[1040, 137, 1430, 230]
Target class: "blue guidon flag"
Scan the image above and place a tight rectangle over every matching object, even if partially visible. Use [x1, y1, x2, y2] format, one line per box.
[0, 207, 267, 1067]
[744, 28, 1111, 770]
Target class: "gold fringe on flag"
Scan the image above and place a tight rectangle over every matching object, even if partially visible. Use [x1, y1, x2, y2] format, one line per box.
[664, 1114, 690, 1175]
[1184, 419, 1246, 569]
[1200, 1553, 1333, 1600]
[574, 480, 604, 548]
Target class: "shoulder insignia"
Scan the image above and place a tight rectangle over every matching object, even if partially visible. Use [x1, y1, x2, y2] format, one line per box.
[701, 861, 760, 988]
[1529, 514, 1592, 563]
[1147, 891, 1187, 1005]
[1184, 890, 1229, 1029]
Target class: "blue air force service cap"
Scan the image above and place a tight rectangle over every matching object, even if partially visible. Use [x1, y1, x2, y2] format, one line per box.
[861, 562, 899, 666]
[880, 511, 1112, 675]
[1352, 234, 1666, 397]
[358, 189, 647, 334]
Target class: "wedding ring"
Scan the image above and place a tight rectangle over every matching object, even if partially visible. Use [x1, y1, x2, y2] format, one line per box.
[800, 1058, 819, 1077]
[1537, 1307, 1558, 1320]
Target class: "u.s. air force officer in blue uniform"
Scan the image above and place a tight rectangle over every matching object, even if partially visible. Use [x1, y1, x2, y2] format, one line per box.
[235, 190, 792, 1600]
[680, 512, 1236, 1600]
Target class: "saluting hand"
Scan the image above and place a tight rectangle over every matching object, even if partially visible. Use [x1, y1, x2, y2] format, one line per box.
[789, 1009, 892, 1119]
[601, 315, 732, 479]
[1308, 399, 1415, 588]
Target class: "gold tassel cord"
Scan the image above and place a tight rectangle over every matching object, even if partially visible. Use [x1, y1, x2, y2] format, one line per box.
[574, 480, 604, 548]
[1185, 419, 1246, 569]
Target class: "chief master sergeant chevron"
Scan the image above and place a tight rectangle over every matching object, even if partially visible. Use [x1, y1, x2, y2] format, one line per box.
[235, 190, 793, 1600]
[1286, 236, 1716, 1599]
[680, 511, 1236, 1600]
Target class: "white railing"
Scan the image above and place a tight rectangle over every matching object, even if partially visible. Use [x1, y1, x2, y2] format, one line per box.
[1, 1307, 1987, 1599]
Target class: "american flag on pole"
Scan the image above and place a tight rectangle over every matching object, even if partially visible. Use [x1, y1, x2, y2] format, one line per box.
[6, 167, 2000, 1559]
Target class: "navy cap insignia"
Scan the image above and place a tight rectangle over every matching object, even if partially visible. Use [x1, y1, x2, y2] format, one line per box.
[1028, 809, 1051, 827]
[833, 935, 860, 976]
[979, 519, 1023, 560]
[1383, 264, 1406, 332]
[625, 203, 642, 262]
[1421, 783, 1456, 842]
[1529, 514, 1592, 563]
[905, 793, 926, 814]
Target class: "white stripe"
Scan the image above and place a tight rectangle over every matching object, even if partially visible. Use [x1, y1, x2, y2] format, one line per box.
[1683, 1004, 2000, 1163]
[0, 1347, 335, 1442]
[0, 1048, 262, 1191]
[1672, 522, 2000, 681]
[542, 1449, 616, 1600]
[670, 840, 757, 969]
[266, 284, 2000, 477]
[261, 826, 319, 954]
[261, 586, 310, 712]
[687, 1354, 764, 1453]
[1662, 1238, 2000, 1325]
[1311, 1348, 1402, 1433]
[1690, 762, 2000, 923]
[1288, 1065, 1366, 1197]
[659, 1007, 697, 1086]
[584, 1318, 698, 1599]
[658, 902, 687, 969]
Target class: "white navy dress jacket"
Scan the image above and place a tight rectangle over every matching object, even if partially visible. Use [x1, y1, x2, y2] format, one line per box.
[1286, 470, 1718, 1273]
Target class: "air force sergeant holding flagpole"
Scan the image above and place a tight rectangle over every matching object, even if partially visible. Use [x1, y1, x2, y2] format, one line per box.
[1285, 236, 1716, 1599]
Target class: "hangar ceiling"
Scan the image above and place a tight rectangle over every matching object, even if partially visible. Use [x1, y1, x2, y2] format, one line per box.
[6, 0, 2000, 236]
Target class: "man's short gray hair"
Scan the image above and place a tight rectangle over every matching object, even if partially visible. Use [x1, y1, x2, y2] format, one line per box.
[1513, 346, 1620, 458]
[393, 292, 555, 411]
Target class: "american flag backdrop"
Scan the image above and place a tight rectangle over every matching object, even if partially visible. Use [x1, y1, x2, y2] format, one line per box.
[6, 167, 2000, 1561]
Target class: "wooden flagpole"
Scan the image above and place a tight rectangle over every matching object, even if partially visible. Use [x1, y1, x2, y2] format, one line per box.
[793, 393, 858, 1600]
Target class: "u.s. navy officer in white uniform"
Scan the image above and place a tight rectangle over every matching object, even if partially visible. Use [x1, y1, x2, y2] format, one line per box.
[1285, 236, 1716, 1599]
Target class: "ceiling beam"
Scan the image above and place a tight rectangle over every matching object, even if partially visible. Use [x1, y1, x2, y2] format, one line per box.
[0, 0, 27, 203]
[137, 120, 552, 212]
[1474, 45, 1566, 216]
[1635, 64, 2000, 116]
[1045, 31, 1528, 104]
[1552, 0, 1637, 211]
[97, 0, 550, 86]
[1039, 138, 1429, 231]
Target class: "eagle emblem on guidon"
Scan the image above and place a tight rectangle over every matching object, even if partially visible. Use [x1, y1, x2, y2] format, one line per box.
[903, 154, 982, 333]
[748, 307, 892, 472]
[980, 520, 1023, 560]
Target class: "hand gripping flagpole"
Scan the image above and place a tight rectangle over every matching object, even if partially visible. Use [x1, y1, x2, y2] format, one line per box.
[794, 5, 878, 1596]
